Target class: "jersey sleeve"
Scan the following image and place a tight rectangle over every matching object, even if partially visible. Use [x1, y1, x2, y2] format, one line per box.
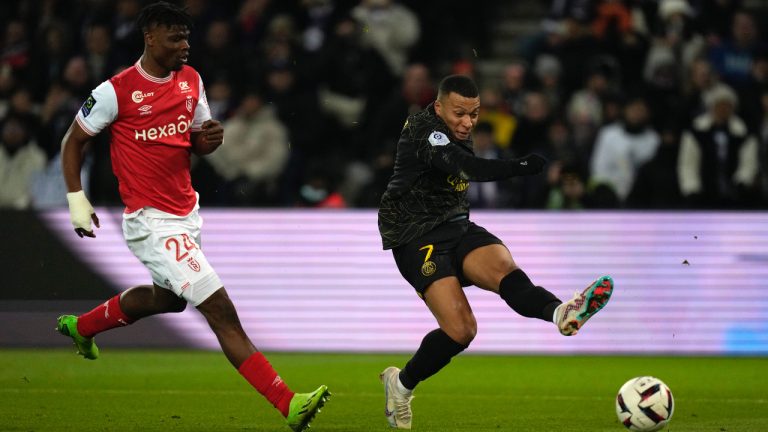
[191, 73, 212, 132]
[75, 81, 118, 136]
[416, 129, 543, 182]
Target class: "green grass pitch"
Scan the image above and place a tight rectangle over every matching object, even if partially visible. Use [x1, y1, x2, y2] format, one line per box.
[1, 349, 766, 431]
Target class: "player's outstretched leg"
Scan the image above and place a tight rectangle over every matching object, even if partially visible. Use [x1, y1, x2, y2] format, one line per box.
[56, 315, 99, 360]
[380, 366, 413, 429]
[286, 385, 332, 432]
[554, 275, 614, 336]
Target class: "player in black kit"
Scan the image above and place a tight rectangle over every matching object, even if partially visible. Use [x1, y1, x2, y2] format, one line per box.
[377, 75, 614, 429]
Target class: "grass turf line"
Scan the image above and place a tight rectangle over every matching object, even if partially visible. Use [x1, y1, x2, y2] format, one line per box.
[0, 349, 766, 431]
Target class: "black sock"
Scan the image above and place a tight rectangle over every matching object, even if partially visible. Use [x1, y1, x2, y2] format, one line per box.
[398, 329, 468, 390]
[499, 269, 561, 322]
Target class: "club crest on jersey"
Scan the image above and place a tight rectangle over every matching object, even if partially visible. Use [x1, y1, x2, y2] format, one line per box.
[80, 94, 96, 117]
[132, 90, 154, 103]
[186, 97, 193, 113]
[428, 131, 450, 146]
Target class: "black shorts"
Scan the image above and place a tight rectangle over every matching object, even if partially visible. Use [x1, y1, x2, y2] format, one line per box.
[392, 219, 504, 298]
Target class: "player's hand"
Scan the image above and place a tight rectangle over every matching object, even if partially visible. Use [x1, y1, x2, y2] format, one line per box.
[201, 119, 223, 147]
[66, 190, 100, 238]
[510, 154, 547, 176]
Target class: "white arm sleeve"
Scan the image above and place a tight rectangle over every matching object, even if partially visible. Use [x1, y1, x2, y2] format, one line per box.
[75, 81, 118, 136]
[191, 73, 212, 132]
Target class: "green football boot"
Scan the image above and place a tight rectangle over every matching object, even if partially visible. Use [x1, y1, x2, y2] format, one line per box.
[56, 315, 99, 360]
[286, 385, 331, 432]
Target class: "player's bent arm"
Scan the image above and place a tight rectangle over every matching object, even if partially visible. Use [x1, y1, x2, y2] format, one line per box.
[61, 120, 99, 237]
[430, 144, 547, 182]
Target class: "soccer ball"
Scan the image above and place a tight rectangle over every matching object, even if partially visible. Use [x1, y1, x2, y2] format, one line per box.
[615, 376, 674, 431]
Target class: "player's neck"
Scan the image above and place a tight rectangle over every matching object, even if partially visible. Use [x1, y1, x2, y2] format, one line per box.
[139, 54, 172, 79]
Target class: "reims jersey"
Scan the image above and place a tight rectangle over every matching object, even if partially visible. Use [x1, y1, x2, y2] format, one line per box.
[76, 58, 211, 216]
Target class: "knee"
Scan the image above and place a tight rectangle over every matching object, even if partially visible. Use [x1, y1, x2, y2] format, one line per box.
[444, 315, 477, 346]
[197, 289, 239, 328]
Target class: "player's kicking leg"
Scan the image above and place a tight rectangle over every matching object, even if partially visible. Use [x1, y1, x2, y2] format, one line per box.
[554, 275, 614, 336]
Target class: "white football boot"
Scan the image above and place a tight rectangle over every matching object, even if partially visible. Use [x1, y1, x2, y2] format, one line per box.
[555, 275, 614, 336]
[380, 366, 413, 429]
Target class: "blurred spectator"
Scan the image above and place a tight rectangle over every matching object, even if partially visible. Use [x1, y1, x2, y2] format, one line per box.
[111, 0, 142, 66]
[682, 58, 719, 124]
[205, 78, 235, 121]
[0, 114, 46, 208]
[590, 97, 660, 205]
[237, 0, 275, 51]
[27, 21, 73, 100]
[546, 163, 589, 210]
[467, 122, 503, 208]
[352, 63, 434, 207]
[696, 0, 742, 43]
[297, 163, 346, 208]
[510, 92, 552, 157]
[478, 86, 516, 150]
[708, 12, 761, 93]
[351, 0, 420, 77]
[298, 0, 339, 53]
[500, 61, 528, 116]
[1, 20, 30, 77]
[205, 92, 290, 205]
[192, 19, 248, 94]
[532, 54, 564, 114]
[760, 89, 768, 203]
[678, 84, 760, 207]
[628, 123, 682, 208]
[83, 24, 119, 84]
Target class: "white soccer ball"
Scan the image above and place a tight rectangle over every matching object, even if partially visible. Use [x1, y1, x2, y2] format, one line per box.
[615, 376, 674, 431]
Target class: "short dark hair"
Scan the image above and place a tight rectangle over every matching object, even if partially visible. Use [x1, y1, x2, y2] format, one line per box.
[437, 75, 479, 100]
[136, 1, 192, 33]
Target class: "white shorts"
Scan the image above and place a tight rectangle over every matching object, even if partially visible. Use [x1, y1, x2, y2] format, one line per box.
[122, 202, 223, 306]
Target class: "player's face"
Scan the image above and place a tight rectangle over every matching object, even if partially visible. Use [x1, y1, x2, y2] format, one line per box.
[435, 92, 480, 141]
[147, 24, 190, 72]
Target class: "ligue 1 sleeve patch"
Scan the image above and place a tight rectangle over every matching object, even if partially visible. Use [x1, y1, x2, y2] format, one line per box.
[428, 131, 450, 146]
[80, 94, 97, 117]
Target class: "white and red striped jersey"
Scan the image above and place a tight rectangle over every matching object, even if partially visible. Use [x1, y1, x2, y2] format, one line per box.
[76, 58, 211, 216]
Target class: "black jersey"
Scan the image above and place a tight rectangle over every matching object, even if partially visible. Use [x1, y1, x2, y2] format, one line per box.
[378, 103, 546, 250]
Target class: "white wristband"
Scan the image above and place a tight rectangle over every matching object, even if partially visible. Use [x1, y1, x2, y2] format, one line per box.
[66, 190, 95, 231]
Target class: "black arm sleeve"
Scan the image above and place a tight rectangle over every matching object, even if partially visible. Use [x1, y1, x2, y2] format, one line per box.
[430, 144, 545, 181]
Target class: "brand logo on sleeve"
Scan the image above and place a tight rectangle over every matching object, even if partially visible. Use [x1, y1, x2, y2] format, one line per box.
[428, 131, 450, 146]
[80, 94, 97, 117]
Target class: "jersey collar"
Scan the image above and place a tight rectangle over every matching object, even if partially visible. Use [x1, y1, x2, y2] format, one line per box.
[135, 57, 175, 83]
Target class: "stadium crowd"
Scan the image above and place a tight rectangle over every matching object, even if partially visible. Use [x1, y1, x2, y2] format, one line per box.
[1, 0, 767, 210]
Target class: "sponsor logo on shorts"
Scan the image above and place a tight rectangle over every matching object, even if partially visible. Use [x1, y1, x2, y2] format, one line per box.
[180, 282, 190, 291]
[164, 278, 173, 290]
[421, 260, 436, 277]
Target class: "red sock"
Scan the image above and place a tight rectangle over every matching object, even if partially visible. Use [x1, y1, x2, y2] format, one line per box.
[76, 294, 134, 338]
[238, 352, 295, 417]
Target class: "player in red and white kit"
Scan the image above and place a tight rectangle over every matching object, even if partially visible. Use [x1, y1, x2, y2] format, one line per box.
[56, 3, 328, 431]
